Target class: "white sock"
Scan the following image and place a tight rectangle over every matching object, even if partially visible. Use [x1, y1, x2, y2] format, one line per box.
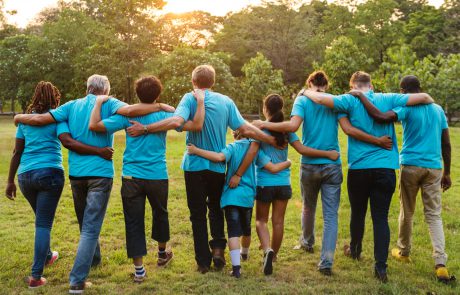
[241, 247, 249, 255]
[230, 249, 241, 266]
[134, 265, 146, 277]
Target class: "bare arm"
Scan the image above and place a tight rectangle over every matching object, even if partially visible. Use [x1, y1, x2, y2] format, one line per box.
[302, 90, 335, 108]
[6, 138, 24, 200]
[58, 133, 114, 160]
[238, 123, 277, 147]
[14, 113, 55, 126]
[252, 116, 303, 133]
[406, 93, 434, 106]
[89, 97, 107, 132]
[263, 160, 291, 173]
[116, 102, 175, 117]
[349, 90, 397, 123]
[183, 90, 205, 132]
[441, 128, 452, 191]
[228, 141, 260, 188]
[126, 116, 185, 137]
[290, 141, 339, 161]
[186, 144, 226, 162]
[339, 117, 393, 150]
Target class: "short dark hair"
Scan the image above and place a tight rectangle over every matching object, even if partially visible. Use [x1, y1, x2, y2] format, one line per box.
[400, 75, 421, 93]
[349, 71, 371, 89]
[307, 71, 329, 88]
[135, 76, 163, 103]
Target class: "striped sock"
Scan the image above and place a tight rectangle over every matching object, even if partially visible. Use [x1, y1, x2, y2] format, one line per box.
[134, 265, 146, 277]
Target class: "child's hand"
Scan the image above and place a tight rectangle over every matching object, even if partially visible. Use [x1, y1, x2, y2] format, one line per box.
[228, 175, 241, 188]
[187, 144, 197, 154]
[192, 89, 205, 103]
[328, 151, 340, 161]
[286, 159, 292, 168]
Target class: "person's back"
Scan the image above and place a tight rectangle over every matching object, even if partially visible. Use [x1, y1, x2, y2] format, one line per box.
[50, 94, 125, 177]
[396, 103, 446, 169]
[178, 90, 244, 173]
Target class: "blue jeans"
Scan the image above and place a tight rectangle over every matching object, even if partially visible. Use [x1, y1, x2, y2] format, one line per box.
[300, 164, 342, 269]
[69, 178, 113, 286]
[18, 168, 65, 279]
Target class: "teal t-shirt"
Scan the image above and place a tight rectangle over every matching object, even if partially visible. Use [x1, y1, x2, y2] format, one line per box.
[393, 103, 448, 169]
[102, 112, 174, 180]
[175, 90, 246, 173]
[291, 95, 341, 165]
[50, 94, 127, 178]
[333, 91, 409, 170]
[220, 139, 258, 209]
[16, 120, 69, 174]
[256, 131, 299, 187]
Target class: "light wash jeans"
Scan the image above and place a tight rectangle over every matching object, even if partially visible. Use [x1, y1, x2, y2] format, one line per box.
[300, 164, 342, 269]
[69, 178, 113, 286]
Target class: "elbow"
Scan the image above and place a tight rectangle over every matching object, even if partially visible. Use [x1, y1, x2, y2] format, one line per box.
[194, 123, 204, 132]
[287, 124, 297, 133]
[89, 123, 97, 132]
[341, 126, 353, 136]
[171, 119, 182, 129]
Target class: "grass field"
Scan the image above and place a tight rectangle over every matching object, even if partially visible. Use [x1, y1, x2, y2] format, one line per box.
[0, 116, 459, 295]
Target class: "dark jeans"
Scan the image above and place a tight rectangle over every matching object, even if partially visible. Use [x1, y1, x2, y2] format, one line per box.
[347, 169, 396, 272]
[184, 170, 226, 267]
[18, 168, 65, 279]
[69, 178, 113, 285]
[121, 178, 170, 258]
[224, 206, 253, 238]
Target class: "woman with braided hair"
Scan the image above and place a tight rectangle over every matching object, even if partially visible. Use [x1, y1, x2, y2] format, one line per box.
[6, 81, 114, 289]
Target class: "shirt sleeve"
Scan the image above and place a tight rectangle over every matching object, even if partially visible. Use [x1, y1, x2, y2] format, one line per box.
[291, 96, 305, 118]
[337, 112, 348, 119]
[392, 106, 407, 122]
[440, 108, 448, 130]
[256, 149, 271, 168]
[227, 100, 246, 131]
[15, 125, 24, 139]
[56, 122, 70, 136]
[49, 101, 73, 122]
[288, 132, 299, 143]
[332, 94, 352, 113]
[102, 114, 130, 134]
[174, 94, 193, 122]
[221, 143, 234, 163]
[108, 98, 128, 115]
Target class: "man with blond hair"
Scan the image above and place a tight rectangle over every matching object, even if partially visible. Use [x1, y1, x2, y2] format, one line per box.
[127, 65, 276, 273]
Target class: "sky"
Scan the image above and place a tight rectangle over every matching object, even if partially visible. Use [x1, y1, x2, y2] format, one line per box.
[3, 0, 446, 28]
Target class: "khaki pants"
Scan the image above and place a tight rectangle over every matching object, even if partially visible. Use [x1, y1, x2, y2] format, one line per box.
[397, 165, 447, 266]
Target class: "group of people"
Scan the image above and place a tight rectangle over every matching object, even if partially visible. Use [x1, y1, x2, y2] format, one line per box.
[6, 64, 455, 293]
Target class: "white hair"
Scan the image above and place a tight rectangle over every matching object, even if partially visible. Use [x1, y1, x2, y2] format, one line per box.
[87, 74, 110, 95]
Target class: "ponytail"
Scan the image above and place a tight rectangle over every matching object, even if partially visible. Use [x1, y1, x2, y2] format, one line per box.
[264, 94, 288, 147]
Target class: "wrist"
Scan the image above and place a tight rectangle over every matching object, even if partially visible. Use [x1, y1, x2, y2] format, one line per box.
[235, 173, 242, 178]
[143, 125, 148, 135]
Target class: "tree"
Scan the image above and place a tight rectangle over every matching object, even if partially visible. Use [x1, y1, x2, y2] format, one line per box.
[442, 0, 460, 55]
[319, 37, 372, 93]
[145, 47, 236, 106]
[431, 54, 460, 121]
[240, 52, 286, 114]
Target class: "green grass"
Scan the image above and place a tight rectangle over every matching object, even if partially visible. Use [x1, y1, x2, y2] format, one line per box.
[0, 116, 459, 294]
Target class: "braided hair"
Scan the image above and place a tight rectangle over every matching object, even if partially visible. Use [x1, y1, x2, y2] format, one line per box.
[264, 94, 288, 147]
[26, 81, 61, 114]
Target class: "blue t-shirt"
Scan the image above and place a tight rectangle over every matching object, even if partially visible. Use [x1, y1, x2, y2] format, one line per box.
[102, 112, 174, 180]
[175, 90, 246, 173]
[256, 131, 299, 187]
[291, 95, 341, 165]
[16, 121, 69, 174]
[220, 139, 259, 209]
[394, 104, 448, 169]
[333, 91, 409, 170]
[50, 94, 127, 178]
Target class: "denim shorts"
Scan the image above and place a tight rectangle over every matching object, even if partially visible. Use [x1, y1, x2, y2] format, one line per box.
[224, 206, 253, 238]
[256, 185, 292, 203]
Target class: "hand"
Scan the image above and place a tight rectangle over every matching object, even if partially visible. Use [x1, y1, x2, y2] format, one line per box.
[192, 89, 205, 102]
[328, 150, 340, 161]
[96, 95, 111, 103]
[285, 159, 292, 168]
[297, 88, 306, 97]
[377, 135, 392, 150]
[98, 147, 114, 160]
[127, 121, 144, 137]
[186, 144, 198, 154]
[441, 173, 451, 192]
[5, 182, 16, 200]
[348, 90, 363, 98]
[252, 120, 265, 129]
[228, 175, 241, 188]
[160, 103, 176, 113]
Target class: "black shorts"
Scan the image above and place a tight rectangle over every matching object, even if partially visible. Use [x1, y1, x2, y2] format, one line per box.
[224, 206, 253, 239]
[256, 185, 292, 203]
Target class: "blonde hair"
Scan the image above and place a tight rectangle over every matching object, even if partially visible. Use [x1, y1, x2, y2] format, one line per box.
[192, 65, 215, 89]
[349, 71, 371, 89]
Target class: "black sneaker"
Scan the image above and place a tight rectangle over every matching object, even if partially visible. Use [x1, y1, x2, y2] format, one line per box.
[263, 249, 275, 275]
[69, 281, 92, 294]
[374, 269, 388, 283]
[230, 265, 241, 278]
[197, 265, 210, 274]
[241, 253, 248, 261]
[319, 268, 332, 276]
